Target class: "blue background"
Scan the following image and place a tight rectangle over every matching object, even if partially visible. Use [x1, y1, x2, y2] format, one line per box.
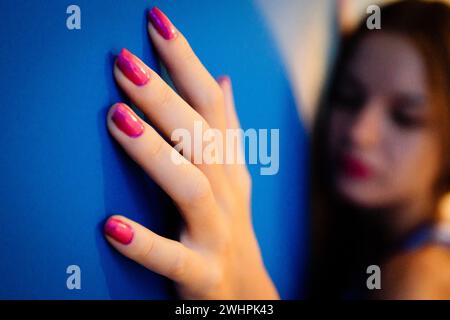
[0, 0, 308, 299]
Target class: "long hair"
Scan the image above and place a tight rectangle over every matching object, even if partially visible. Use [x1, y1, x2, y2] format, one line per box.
[308, 0, 450, 298]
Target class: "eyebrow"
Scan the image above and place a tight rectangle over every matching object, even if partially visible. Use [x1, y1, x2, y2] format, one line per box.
[344, 71, 427, 106]
[337, 72, 365, 92]
[392, 94, 427, 109]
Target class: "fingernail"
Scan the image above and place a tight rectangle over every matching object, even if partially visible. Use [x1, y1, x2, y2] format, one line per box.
[148, 7, 177, 40]
[104, 218, 134, 245]
[111, 103, 145, 138]
[116, 48, 150, 86]
[217, 75, 231, 86]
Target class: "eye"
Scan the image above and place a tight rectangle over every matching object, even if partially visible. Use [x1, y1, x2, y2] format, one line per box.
[332, 73, 366, 113]
[390, 96, 427, 129]
[333, 85, 366, 112]
[391, 110, 426, 128]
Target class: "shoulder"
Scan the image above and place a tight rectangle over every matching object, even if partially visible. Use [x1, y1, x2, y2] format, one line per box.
[380, 244, 450, 299]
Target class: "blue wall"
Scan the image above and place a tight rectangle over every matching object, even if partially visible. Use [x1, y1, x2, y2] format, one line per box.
[0, 0, 308, 299]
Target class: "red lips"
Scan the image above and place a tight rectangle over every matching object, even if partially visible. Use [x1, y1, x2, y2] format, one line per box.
[340, 154, 373, 179]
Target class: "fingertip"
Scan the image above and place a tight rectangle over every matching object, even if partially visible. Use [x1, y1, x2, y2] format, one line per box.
[147, 6, 178, 41]
[217, 75, 231, 84]
[115, 48, 130, 65]
[217, 75, 231, 88]
[107, 102, 125, 118]
[104, 215, 134, 245]
[107, 102, 145, 138]
[114, 48, 151, 87]
[105, 102, 124, 130]
[106, 213, 127, 222]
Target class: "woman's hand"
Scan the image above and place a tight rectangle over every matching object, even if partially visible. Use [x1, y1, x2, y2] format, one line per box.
[102, 7, 279, 300]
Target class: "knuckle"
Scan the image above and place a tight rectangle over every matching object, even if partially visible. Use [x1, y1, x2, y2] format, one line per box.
[214, 228, 233, 255]
[206, 85, 225, 109]
[158, 85, 174, 109]
[138, 237, 156, 262]
[147, 136, 165, 158]
[168, 243, 188, 280]
[232, 169, 252, 197]
[203, 262, 225, 294]
[196, 84, 225, 114]
[186, 174, 213, 206]
[180, 41, 198, 65]
[177, 173, 214, 210]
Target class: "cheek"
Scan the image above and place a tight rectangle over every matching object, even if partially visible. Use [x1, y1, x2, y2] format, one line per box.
[386, 131, 440, 196]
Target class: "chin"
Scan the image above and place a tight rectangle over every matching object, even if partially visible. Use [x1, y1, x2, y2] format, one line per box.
[335, 176, 384, 209]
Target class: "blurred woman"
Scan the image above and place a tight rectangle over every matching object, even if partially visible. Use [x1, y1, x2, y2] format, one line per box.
[309, 0, 450, 299]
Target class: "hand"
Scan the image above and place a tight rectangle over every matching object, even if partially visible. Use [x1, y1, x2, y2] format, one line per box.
[102, 7, 279, 300]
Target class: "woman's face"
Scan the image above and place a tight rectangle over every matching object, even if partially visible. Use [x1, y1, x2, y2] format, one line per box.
[328, 32, 441, 208]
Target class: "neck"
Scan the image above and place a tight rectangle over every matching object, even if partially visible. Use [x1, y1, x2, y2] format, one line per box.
[383, 197, 435, 242]
[337, 192, 437, 249]
[369, 197, 435, 246]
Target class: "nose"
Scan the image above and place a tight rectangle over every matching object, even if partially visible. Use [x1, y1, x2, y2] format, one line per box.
[348, 99, 383, 149]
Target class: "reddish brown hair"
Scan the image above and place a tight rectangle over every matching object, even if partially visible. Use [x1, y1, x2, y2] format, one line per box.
[308, 0, 450, 298]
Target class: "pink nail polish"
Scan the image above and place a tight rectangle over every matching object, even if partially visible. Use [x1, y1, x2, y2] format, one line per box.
[217, 75, 231, 86]
[111, 103, 145, 138]
[148, 7, 177, 40]
[104, 218, 134, 245]
[116, 48, 150, 86]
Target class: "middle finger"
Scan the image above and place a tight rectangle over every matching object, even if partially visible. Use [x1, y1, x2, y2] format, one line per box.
[113, 48, 232, 201]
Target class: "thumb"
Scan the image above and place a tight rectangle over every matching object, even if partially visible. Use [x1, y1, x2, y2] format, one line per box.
[103, 215, 209, 289]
